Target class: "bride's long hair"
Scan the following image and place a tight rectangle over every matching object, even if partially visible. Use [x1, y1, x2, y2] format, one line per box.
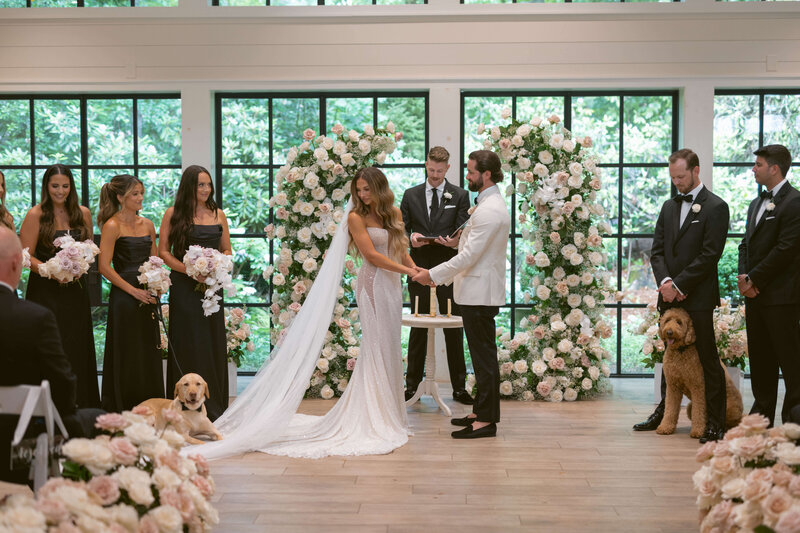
[349, 167, 408, 262]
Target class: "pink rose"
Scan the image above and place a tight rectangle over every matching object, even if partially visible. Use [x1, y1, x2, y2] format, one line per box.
[36, 498, 69, 523]
[532, 326, 546, 340]
[525, 254, 536, 266]
[87, 475, 121, 505]
[95, 413, 128, 433]
[762, 487, 793, 522]
[738, 413, 770, 433]
[395, 132, 403, 141]
[279, 265, 289, 276]
[289, 302, 302, 313]
[293, 282, 307, 295]
[498, 139, 511, 150]
[138, 515, 160, 533]
[549, 357, 565, 371]
[50, 523, 81, 533]
[331, 123, 344, 135]
[695, 441, 716, 462]
[108, 437, 138, 466]
[158, 449, 183, 474]
[302, 128, 315, 140]
[581, 136, 593, 147]
[776, 509, 800, 533]
[710, 455, 735, 475]
[276, 208, 289, 221]
[271, 303, 280, 315]
[729, 435, 767, 461]
[589, 178, 601, 190]
[346, 358, 356, 371]
[163, 408, 182, 425]
[724, 426, 747, 441]
[189, 454, 210, 477]
[789, 475, 800, 498]
[536, 381, 552, 397]
[742, 479, 772, 501]
[131, 405, 151, 416]
[700, 501, 734, 532]
[192, 474, 214, 499]
[548, 114, 561, 124]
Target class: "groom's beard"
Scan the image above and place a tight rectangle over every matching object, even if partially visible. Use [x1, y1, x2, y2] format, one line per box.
[468, 177, 483, 192]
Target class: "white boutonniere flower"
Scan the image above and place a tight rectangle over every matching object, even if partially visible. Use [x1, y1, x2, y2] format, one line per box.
[443, 191, 452, 201]
[691, 204, 701, 214]
[766, 202, 776, 212]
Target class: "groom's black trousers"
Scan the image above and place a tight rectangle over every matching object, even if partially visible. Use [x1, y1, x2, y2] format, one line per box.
[460, 304, 500, 423]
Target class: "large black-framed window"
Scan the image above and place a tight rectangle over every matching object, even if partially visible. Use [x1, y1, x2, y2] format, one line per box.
[460, 0, 678, 4]
[211, 0, 425, 5]
[2, 0, 176, 6]
[461, 89, 679, 377]
[215, 91, 429, 371]
[0, 93, 182, 370]
[713, 89, 800, 347]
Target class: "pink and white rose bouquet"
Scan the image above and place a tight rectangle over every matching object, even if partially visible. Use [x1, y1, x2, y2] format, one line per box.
[36, 234, 99, 284]
[183, 245, 235, 316]
[137, 255, 172, 298]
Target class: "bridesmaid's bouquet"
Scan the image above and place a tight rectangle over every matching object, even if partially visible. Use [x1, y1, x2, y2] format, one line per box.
[37, 234, 100, 284]
[137, 256, 172, 297]
[182, 245, 235, 316]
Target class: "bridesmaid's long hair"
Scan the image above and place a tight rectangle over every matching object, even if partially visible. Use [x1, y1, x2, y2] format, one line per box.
[97, 174, 144, 228]
[349, 167, 408, 262]
[0, 170, 12, 230]
[168, 165, 217, 259]
[38, 164, 90, 252]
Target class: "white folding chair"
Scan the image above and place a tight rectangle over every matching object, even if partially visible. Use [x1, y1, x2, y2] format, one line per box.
[0, 380, 69, 490]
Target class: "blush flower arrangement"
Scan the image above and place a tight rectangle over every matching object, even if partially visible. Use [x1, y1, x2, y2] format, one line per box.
[694, 413, 800, 532]
[0, 410, 218, 532]
[137, 256, 172, 298]
[477, 110, 614, 401]
[36, 234, 100, 285]
[265, 122, 400, 399]
[224, 306, 255, 367]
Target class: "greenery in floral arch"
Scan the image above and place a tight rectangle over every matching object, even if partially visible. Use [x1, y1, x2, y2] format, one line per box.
[264, 123, 400, 399]
[477, 109, 615, 402]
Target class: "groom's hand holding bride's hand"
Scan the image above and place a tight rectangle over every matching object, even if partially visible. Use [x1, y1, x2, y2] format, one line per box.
[412, 268, 435, 287]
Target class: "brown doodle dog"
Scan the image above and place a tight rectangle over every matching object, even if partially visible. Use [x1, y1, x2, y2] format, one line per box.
[656, 308, 743, 438]
[136, 373, 223, 445]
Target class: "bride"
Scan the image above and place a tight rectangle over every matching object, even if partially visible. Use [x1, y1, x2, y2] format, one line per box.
[188, 167, 419, 460]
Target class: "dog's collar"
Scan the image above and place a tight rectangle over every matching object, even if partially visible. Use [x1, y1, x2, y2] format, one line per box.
[180, 401, 202, 412]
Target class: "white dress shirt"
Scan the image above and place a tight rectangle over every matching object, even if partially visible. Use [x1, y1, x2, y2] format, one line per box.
[754, 178, 787, 225]
[662, 182, 705, 294]
[426, 181, 446, 212]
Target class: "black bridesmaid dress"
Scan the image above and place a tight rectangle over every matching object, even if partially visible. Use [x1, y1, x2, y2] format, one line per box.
[26, 229, 101, 409]
[101, 236, 165, 412]
[166, 224, 228, 421]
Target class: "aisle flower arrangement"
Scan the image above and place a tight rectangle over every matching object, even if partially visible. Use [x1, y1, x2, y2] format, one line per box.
[634, 295, 748, 371]
[224, 306, 255, 367]
[0, 410, 218, 532]
[183, 245, 235, 316]
[694, 413, 800, 532]
[480, 110, 613, 401]
[264, 123, 400, 398]
[36, 234, 100, 284]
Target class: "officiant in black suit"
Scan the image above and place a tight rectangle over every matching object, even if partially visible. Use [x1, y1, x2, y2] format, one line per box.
[633, 149, 730, 443]
[737, 144, 800, 427]
[0, 225, 103, 484]
[400, 146, 472, 404]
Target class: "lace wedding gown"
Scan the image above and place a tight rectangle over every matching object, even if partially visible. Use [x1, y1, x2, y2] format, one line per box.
[187, 212, 409, 461]
[262, 227, 409, 458]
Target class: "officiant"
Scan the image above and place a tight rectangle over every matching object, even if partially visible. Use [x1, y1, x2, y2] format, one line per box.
[400, 146, 472, 405]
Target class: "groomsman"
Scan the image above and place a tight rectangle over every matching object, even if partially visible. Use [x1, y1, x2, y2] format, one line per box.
[737, 144, 800, 426]
[400, 146, 472, 404]
[413, 150, 510, 439]
[634, 149, 730, 443]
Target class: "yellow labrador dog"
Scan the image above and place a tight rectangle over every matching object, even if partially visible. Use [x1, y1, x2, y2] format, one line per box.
[136, 373, 223, 445]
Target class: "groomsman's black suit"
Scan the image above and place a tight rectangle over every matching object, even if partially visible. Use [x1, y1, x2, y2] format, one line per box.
[738, 181, 800, 425]
[0, 285, 102, 484]
[651, 186, 730, 429]
[400, 180, 470, 394]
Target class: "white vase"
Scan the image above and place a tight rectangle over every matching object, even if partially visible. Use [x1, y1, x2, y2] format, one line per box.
[726, 366, 743, 392]
[653, 362, 688, 406]
[228, 361, 238, 399]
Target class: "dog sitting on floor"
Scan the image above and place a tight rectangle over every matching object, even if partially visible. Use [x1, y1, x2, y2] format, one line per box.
[136, 372, 223, 445]
[655, 308, 743, 438]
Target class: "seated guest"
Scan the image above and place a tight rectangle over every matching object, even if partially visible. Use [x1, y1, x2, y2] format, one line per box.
[0, 225, 103, 484]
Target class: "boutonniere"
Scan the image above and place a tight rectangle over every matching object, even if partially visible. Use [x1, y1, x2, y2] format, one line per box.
[766, 202, 776, 212]
[691, 204, 701, 214]
[443, 191, 452, 201]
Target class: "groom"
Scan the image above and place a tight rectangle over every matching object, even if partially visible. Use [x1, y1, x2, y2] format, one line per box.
[413, 150, 510, 439]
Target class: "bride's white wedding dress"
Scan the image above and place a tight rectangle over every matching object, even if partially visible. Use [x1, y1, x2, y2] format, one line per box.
[263, 227, 408, 458]
[184, 206, 409, 461]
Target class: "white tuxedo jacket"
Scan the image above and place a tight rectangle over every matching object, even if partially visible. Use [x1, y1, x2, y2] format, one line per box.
[429, 185, 510, 306]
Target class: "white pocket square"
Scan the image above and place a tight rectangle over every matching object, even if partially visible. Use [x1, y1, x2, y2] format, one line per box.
[691, 220, 700, 224]
[766, 216, 776, 220]
[444, 205, 456, 209]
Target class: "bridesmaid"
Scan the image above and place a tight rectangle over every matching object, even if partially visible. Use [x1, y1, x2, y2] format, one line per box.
[159, 165, 232, 421]
[19, 164, 100, 409]
[0, 170, 13, 230]
[97, 174, 164, 412]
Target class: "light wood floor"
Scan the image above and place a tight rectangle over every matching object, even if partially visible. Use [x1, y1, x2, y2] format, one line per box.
[211, 378, 767, 533]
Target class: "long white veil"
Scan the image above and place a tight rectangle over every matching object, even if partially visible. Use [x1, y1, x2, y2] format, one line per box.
[184, 201, 353, 460]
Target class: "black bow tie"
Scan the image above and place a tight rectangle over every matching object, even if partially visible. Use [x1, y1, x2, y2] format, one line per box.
[760, 190, 773, 200]
[673, 194, 693, 204]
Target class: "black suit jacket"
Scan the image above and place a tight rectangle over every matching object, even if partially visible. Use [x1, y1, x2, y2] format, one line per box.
[738, 182, 800, 306]
[651, 187, 729, 311]
[400, 181, 470, 270]
[0, 285, 77, 417]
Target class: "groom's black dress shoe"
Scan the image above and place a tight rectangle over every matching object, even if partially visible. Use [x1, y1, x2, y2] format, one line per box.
[451, 415, 477, 427]
[699, 424, 725, 444]
[632, 405, 664, 431]
[404, 389, 416, 402]
[452, 423, 497, 439]
[453, 390, 474, 405]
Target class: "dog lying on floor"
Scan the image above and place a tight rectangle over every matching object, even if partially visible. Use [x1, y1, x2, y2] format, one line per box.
[656, 308, 743, 438]
[136, 372, 223, 445]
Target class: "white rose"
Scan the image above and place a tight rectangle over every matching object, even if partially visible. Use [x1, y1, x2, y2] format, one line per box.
[570, 253, 584, 266]
[533, 163, 549, 178]
[557, 339, 573, 353]
[337, 379, 348, 392]
[358, 139, 371, 155]
[583, 295, 596, 308]
[320, 385, 335, 399]
[517, 157, 531, 170]
[123, 423, 158, 446]
[113, 467, 155, 506]
[499, 380, 513, 395]
[538, 151, 553, 165]
[564, 388, 578, 401]
[534, 251, 550, 268]
[567, 174, 583, 188]
[567, 294, 582, 308]
[303, 172, 319, 189]
[348, 129, 359, 142]
[364, 124, 375, 136]
[513, 360, 528, 374]
[548, 390, 563, 403]
[511, 135, 524, 147]
[313, 147, 329, 161]
[588, 366, 600, 380]
[501, 107, 512, 119]
[297, 227, 312, 243]
[61, 439, 115, 475]
[531, 360, 547, 376]
[562, 139, 575, 153]
[341, 153, 356, 166]
[302, 258, 318, 273]
[272, 273, 285, 286]
[152, 466, 182, 491]
[490, 127, 501, 140]
[549, 134, 564, 149]
[148, 506, 183, 533]
[536, 285, 551, 301]
[581, 378, 593, 390]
